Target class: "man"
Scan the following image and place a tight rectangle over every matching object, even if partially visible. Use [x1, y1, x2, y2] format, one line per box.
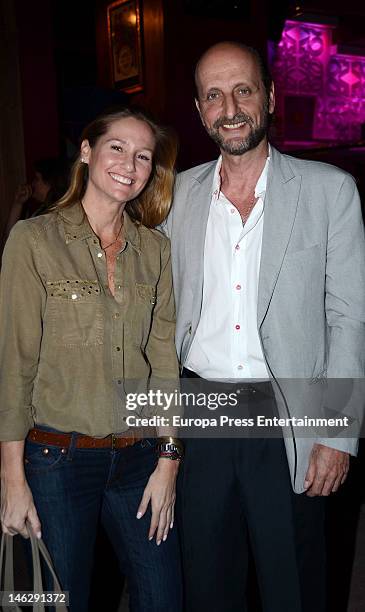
[164, 42, 365, 611]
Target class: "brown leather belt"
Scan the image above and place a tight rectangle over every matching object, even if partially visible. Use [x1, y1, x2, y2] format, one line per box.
[27, 428, 143, 450]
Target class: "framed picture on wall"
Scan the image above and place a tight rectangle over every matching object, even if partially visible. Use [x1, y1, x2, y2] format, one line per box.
[107, 0, 143, 93]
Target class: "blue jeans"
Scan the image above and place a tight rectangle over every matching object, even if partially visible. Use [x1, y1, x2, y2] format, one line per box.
[24, 431, 182, 612]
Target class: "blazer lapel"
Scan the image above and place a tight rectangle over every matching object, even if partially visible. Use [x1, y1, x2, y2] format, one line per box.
[184, 163, 215, 331]
[258, 148, 302, 327]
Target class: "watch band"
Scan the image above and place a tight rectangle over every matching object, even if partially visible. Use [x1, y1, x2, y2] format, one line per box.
[156, 437, 184, 461]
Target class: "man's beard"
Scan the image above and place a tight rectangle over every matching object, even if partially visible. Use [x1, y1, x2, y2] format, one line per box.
[206, 105, 269, 155]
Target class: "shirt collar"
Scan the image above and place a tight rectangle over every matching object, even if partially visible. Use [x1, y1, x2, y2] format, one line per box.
[212, 144, 271, 203]
[255, 144, 271, 198]
[58, 201, 141, 253]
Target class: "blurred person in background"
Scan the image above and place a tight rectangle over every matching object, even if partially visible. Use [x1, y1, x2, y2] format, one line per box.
[3, 157, 70, 241]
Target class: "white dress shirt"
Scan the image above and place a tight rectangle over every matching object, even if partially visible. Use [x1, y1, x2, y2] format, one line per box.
[185, 150, 271, 380]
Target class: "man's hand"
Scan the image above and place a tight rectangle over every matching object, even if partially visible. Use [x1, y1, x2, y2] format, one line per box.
[304, 443, 350, 497]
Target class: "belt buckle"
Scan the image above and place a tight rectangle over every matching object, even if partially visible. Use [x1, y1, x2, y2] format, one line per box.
[111, 434, 117, 450]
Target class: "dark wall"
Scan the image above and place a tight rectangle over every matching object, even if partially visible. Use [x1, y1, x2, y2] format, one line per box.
[162, 0, 269, 168]
[95, 0, 269, 169]
[15, 0, 59, 177]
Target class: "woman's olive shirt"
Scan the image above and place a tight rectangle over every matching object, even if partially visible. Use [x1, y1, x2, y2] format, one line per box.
[0, 203, 179, 441]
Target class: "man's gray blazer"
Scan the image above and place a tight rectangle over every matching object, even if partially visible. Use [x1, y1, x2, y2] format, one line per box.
[164, 146, 365, 493]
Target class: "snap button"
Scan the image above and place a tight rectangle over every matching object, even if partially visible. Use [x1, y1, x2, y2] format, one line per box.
[61, 448, 67, 454]
[42, 448, 49, 455]
[71, 294, 78, 300]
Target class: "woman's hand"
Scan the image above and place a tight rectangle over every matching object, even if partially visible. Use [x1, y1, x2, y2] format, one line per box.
[136, 458, 180, 545]
[1, 478, 42, 539]
[1, 441, 41, 539]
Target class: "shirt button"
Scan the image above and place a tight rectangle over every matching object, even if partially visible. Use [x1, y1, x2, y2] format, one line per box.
[71, 294, 78, 300]
[230, 208, 236, 214]
[235, 325, 241, 330]
[236, 284, 241, 290]
[237, 365, 244, 370]
[117, 380, 122, 384]
[116, 346, 121, 351]
[97, 252, 103, 258]
[114, 312, 120, 319]
[235, 244, 240, 251]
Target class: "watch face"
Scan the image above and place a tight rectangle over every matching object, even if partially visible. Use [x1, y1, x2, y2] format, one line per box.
[158, 442, 182, 459]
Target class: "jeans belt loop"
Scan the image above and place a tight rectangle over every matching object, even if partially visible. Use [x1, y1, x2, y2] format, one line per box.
[67, 432, 78, 461]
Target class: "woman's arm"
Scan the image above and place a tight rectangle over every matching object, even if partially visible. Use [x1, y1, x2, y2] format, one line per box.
[138, 235, 182, 544]
[145, 235, 180, 384]
[0, 221, 46, 441]
[1, 441, 41, 539]
[0, 221, 46, 538]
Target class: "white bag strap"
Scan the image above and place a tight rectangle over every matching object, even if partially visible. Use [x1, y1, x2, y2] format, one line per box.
[0, 525, 68, 612]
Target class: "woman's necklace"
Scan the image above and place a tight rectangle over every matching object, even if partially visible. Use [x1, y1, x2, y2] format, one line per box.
[82, 203, 124, 251]
[101, 220, 124, 250]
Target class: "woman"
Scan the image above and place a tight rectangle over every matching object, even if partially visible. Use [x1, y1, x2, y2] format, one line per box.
[0, 107, 183, 611]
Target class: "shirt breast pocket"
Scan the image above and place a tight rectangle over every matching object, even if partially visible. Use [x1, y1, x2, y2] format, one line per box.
[46, 280, 104, 348]
[133, 283, 157, 347]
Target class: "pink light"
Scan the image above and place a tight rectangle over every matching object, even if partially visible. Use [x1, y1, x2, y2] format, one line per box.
[341, 70, 359, 86]
[272, 19, 365, 143]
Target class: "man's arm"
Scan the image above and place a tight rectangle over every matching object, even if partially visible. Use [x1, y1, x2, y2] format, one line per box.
[305, 174, 365, 496]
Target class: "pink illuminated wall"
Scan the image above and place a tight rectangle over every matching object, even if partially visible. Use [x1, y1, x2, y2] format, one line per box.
[272, 19, 365, 143]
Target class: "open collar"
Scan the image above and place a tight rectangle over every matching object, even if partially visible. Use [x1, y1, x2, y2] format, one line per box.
[58, 201, 141, 253]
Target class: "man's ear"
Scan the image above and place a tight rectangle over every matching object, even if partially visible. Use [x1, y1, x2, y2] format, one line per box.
[195, 98, 205, 127]
[268, 82, 275, 115]
[80, 139, 91, 163]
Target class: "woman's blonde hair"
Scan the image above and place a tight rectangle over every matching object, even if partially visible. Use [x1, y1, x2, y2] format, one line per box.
[54, 107, 178, 227]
